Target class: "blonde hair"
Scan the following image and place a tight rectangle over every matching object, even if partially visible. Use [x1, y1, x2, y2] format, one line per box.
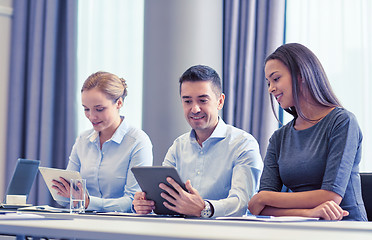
[81, 71, 128, 102]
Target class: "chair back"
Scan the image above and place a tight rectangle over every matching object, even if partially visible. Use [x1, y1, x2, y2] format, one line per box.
[360, 172, 372, 221]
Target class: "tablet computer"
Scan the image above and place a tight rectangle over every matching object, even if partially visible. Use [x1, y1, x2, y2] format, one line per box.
[39, 167, 82, 202]
[131, 166, 186, 215]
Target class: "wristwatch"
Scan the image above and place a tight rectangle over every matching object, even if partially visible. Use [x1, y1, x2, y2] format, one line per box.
[200, 200, 214, 218]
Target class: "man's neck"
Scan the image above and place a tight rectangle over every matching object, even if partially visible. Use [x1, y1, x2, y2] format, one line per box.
[194, 122, 219, 147]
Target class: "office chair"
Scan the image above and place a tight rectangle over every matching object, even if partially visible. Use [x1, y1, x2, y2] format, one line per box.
[360, 172, 372, 221]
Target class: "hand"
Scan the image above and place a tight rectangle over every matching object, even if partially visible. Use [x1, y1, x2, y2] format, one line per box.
[52, 177, 90, 208]
[248, 191, 268, 215]
[51, 177, 70, 198]
[133, 192, 155, 214]
[306, 200, 349, 220]
[159, 178, 204, 217]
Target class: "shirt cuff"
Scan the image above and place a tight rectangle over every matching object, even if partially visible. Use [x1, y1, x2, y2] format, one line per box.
[86, 196, 103, 211]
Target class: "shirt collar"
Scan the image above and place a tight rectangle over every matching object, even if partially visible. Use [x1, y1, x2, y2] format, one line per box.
[87, 116, 128, 144]
[190, 117, 227, 141]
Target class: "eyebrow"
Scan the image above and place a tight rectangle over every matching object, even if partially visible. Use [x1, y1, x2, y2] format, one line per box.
[181, 94, 211, 99]
[268, 71, 278, 78]
[82, 104, 104, 108]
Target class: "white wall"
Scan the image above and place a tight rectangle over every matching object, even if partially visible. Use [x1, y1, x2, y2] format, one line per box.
[0, 0, 13, 198]
[142, 0, 223, 165]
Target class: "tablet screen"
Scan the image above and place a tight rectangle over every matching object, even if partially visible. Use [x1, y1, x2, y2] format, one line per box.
[131, 166, 186, 215]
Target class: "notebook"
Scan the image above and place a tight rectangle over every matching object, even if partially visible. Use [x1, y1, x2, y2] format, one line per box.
[1, 158, 40, 208]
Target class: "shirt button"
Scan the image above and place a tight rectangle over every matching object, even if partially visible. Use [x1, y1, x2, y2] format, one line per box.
[197, 171, 200, 175]
[200, 151, 203, 154]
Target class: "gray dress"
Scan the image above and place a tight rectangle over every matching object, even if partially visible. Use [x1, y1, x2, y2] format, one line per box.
[260, 107, 367, 221]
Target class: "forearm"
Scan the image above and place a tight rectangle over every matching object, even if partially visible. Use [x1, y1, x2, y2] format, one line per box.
[260, 206, 309, 217]
[260, 200, 349, 221]
[88, 195, 133, 212]
[209, 197, 247, 217]
[259, 189, 342, 209]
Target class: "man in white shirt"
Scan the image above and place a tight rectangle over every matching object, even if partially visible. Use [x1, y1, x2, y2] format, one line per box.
[133, 65, 263, 218]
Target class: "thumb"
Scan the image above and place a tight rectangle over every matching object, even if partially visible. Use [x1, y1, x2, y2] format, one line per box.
[185, 180, 196, 194]
[343, 210, 349, 217]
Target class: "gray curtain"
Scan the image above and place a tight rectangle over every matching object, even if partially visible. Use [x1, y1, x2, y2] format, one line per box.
[5, 0, 78, 206]
[223, 0, 285, 157]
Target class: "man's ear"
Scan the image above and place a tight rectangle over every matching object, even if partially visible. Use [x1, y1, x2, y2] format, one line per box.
[217, 93, 225, 110]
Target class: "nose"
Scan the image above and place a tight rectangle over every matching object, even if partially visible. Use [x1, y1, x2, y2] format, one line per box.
[268, 82, 275, 94]
[85, 111, 96, 120]
[191, 103, 201, 114]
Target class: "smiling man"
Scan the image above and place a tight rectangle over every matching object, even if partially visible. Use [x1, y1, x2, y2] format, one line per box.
[133, 65, 263, 218]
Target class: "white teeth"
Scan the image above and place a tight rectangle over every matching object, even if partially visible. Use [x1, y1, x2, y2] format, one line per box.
[192, 116, 203, 119]
[276, 94, 283, 99]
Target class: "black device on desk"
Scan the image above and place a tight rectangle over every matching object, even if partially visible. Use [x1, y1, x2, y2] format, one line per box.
[1, 158, 40, 208]
[131, 166, 187, 216]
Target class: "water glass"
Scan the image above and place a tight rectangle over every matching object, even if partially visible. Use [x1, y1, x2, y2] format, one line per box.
[70, 179, 86, 214]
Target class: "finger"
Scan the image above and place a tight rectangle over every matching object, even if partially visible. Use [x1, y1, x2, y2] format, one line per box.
[134, 192, 146, 200]
[159, 183, 179, 199]
[163, 201, 178, 212]
[51, 184, 62, 191]
[59, 177, 70, 186]
[185, 180, 197, 194]
[343, 210, 349, 217]
[321, 207, 331, 220]
[324, 204, 339, 220]
[160, 192, 177, 205]
[135, 205, 155, 214]
[166, 177, 186, 195]
[133, 199, 154, 207]
[332, 203, 345, 220]
[327, 201, 345, 220]
[52, 180, 65, 190]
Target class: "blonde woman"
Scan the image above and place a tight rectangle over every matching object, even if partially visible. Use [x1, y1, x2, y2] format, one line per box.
[53, 71, 153, 212]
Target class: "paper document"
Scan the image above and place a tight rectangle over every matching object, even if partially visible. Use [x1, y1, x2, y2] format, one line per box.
[18, 205, 70, 213]
[217, 215, 319, 222]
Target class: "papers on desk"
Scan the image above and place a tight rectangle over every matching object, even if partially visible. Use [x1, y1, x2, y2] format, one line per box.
[0, 212, 45, 220]
[17, 205, 70, 213]
[97, 212, 186, 218]
[216, 215, 319, 222]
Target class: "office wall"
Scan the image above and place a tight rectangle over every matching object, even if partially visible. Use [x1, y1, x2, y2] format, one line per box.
[142, 0, 223, 165]
[0, 0, 13, 198]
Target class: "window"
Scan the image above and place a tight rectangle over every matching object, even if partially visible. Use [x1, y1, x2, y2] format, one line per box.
[285, 0, 372, 171]
[77, 0, 144, 132]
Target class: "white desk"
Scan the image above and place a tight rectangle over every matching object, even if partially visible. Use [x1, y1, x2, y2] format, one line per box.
[0, 212, 371, 240]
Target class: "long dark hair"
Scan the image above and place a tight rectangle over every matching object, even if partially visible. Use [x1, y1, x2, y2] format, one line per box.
[265, 43, 342, 121]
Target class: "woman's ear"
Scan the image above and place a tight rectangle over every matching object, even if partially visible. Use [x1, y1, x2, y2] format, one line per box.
[116, 97, 123, 109]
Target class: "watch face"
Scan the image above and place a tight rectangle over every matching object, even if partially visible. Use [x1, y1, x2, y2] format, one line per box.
[201, 201, 212, 218]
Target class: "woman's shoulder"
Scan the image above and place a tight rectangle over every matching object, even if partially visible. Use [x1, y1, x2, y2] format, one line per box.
[124, 124, 152, 144]
[327, 107, 359, 126]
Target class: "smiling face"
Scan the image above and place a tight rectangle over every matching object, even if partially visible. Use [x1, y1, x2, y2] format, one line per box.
[180, 81, 225, 142]
[265, 59, 294, 109]
[81, 87, 122, 137]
